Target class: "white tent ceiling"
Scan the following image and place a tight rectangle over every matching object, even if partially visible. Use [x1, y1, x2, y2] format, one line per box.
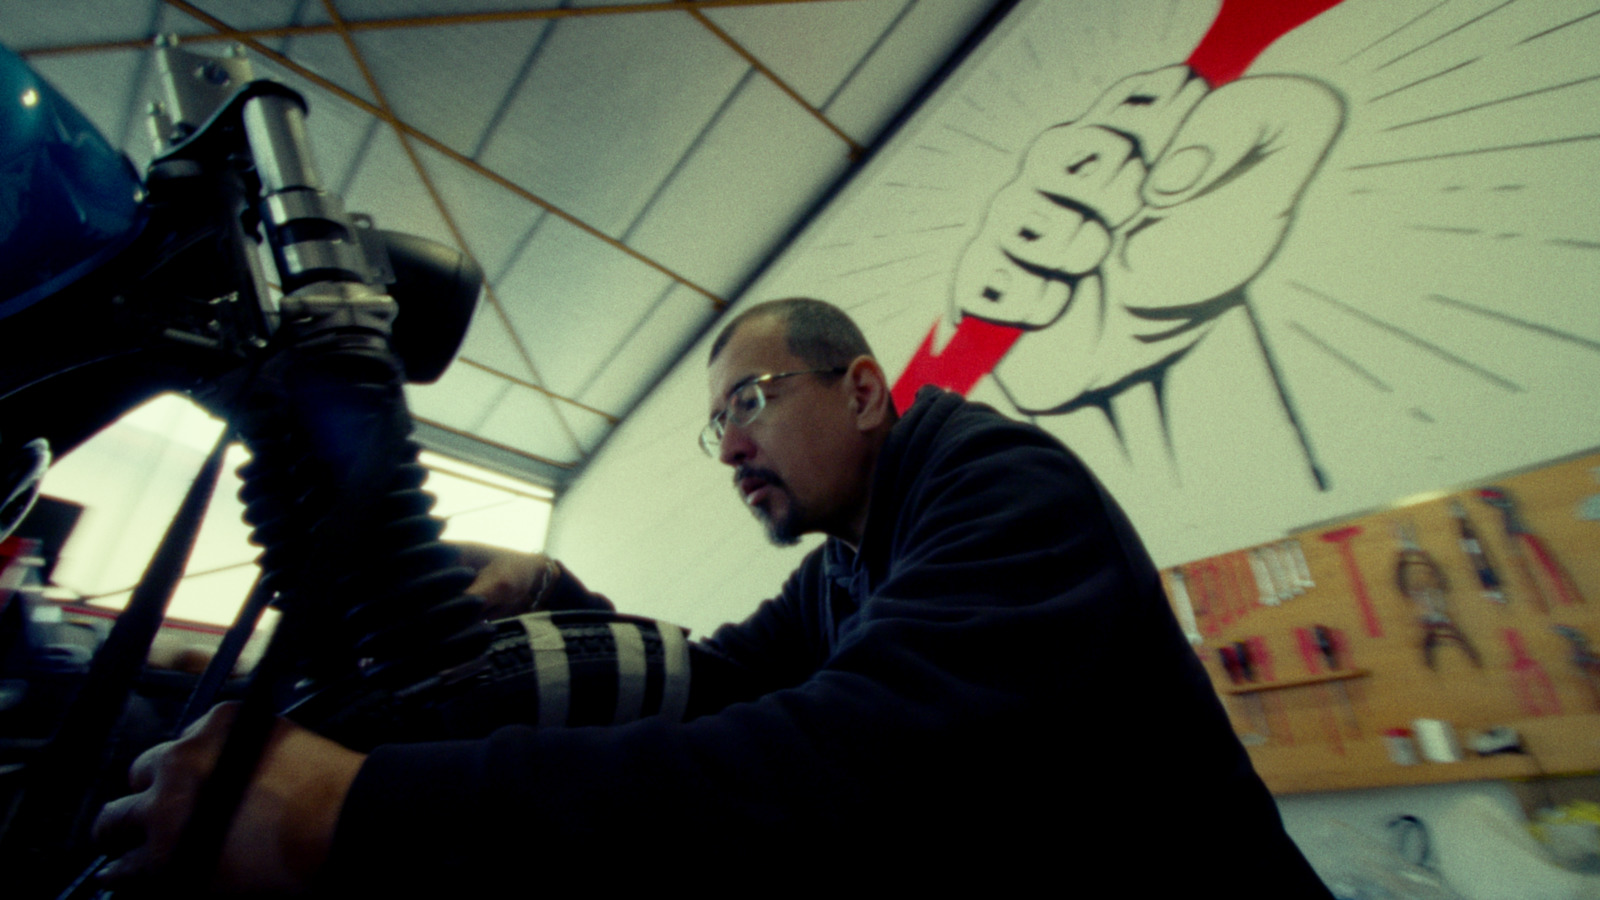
[3, 0, 1005, 488]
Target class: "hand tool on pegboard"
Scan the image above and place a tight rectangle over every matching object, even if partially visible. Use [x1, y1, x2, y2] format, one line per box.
[1218, 643, 1269, 745]
[1224, 552, 1252, 621]
[1192, 558, 1231, 629]
[1166, 567, 1203, 645]
[1503, 627, 1561, 717]
[1283, 539, 1315, 593]
[1320, 526, 1384, 638]
[1480, 486, 1585, 610]
[1264, 544, 1299, 603]
[1214, 552, 1244, 621]
[1255, 547, 1286, 604]
[1313, 625, 1361, 737]
[1247, 549, 1279, 608]
[1294, 626, 1346, 755]
[1245, 634, 1293, 745]
[1579, 467, 1600, 521]
[1180, 562, 1217, 638]
[1394, 523, 1481, 670]
[1229, 551, 1256, 620]
[1451, 500, 1505, 605]
[1552, 625, 1600, 710]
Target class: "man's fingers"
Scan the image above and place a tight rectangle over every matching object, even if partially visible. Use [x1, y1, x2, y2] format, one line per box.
[1145, 145, 1211, 196]
[125, 740, 171, 793]
[91, 792, 146, 851]
[1141, 76, 1343, 212]
[1081, 64, 1208, 164]
[94, 703, 243, 884]
[464, 549, 556, 617]
[951, 122, 1143, 328]
[88, 705, 358, 896]
[93, 846, 152, 886]
[1102, 75, 1343, 313]
[126, 702, 236, 791]
[1022, 125, 1145, 230]
[951, 244, 1068, 327]
[993, 192, 1111, 277]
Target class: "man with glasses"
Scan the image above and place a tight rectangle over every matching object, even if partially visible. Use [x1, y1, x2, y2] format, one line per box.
[94, 298, 1330, 894]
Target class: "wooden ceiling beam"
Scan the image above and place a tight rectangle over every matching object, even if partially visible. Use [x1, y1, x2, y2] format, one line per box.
[17, 0, 860, 55]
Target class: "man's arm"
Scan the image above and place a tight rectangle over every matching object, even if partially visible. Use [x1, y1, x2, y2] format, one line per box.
[92, 402, 1235, 892]
[323, 400, 1182, 889]
[89, 546, 623, 893]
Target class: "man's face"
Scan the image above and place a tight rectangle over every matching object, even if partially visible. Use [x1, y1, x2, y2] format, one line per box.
[706, 318, 871, 547]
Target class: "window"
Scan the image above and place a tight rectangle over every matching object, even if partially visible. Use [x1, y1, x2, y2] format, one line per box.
[36, 394, 552, 628]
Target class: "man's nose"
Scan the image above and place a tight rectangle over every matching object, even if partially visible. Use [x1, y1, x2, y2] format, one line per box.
[717, 422, 755, 466]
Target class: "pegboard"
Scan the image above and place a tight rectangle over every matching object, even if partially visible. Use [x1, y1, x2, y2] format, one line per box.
[1165, 448, 1600, 794]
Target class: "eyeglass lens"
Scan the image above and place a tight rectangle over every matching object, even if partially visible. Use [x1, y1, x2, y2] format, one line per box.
[701, 380, 766, 455]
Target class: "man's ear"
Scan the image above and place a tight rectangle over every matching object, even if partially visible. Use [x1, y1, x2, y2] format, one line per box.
[844, 356, 891, 431]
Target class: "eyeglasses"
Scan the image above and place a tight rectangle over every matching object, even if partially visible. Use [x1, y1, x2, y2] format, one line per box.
[699, 367, 846, 457]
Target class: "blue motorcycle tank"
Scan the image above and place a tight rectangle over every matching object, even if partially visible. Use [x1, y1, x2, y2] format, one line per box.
[1, 44, 145, 317]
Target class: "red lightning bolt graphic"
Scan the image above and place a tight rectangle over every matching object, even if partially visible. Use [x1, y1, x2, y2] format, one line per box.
[889, 0, 1346, 414]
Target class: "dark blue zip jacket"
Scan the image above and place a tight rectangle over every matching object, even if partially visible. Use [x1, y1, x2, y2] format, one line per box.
[327, 387, 1329, 895]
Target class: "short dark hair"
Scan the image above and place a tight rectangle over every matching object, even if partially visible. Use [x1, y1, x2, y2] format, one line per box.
[708, 297, 875, 368]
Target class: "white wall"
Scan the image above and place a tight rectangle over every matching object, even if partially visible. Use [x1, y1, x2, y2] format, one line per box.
[551, 0, 1600, 647]
[549, 2, 1600, 883]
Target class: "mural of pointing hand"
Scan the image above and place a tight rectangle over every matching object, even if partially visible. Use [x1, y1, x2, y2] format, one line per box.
[954, 64, 1343, 417]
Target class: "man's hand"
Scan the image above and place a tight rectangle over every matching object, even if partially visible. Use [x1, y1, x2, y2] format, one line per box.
[952, 65, 1342, 411]
[93, 703, 365, 896]
[456, 542, 562, 619]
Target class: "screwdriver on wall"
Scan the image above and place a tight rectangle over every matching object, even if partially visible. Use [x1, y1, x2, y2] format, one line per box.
[1314, 625, 1361, 737]
[1295, 626, 1347, 755]
[1218, 644, 1269, 745]
[1451, 499, 1504, 605]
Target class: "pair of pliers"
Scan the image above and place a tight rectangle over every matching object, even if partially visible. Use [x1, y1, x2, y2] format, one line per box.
[1479, 486, 1585, 609]
[1217, 642, 1271, 744]
[1394, 524, 1480, 669]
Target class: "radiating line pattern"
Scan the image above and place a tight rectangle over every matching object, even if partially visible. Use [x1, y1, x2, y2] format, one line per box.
[795, 0, 1600, 517]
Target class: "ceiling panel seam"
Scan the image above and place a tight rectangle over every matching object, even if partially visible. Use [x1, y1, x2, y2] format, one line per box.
[466, 281, 593, 451]
[443, 496, 521, 522]
[463, 376, 516, 436]
[317, 1, 871, 34]
[153, 1, 728, 312]
[10, 1, 857, 57]
[315, 0, 589, 462]
[331, 118, 384, 198]
[457, 359, 620, 425]
[27, 8, 737, 314]
[415, 417, 577, 473]
[817, 0, 916, 115]
[489, 211, 551, 286]
[568, 281, 680, 403]
[114, 1, 166, 151]
[289, 0, 317, 27]
[468, 16, 557, 161]
[688, 7, 864, 160]
[619, 66, 760, 244]
[403, 128, 728, 311]
[6, 0, 941, 482]
[130, 1, 708, 428]
[266, 245, 609, 433]
[420, 463, 555, 504]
